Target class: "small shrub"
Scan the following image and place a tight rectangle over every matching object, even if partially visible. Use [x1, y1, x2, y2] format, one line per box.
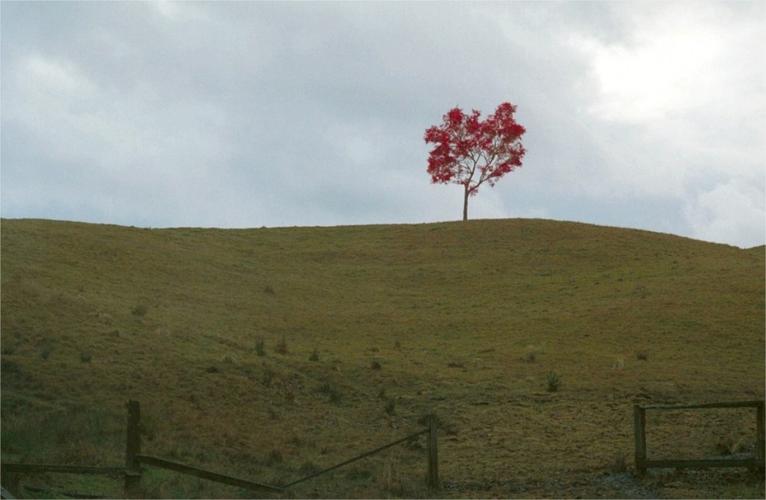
[546, 371, 560, 392]
[255, 337, 265, 357]
[394, 341, 401, 350]
[206, 366, 219, 374]
[268, 407, 278, 420]
[309, 349, 319, 361]
[263, 285, 275, 295]
[370, 360, 382, 370]
[131, 304, 148, 317]
[384, 399, 396, 416]
[275, 336, 288, 355]
[80, 352, 92, 363]
[447, 361, 464, 368]
[523, 344, 542, 363]
[636, 351, 648, 361]
[318, 382, 342, 405]
[377, 388, 387, 400]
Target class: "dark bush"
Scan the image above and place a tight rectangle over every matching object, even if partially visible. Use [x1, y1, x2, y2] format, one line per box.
[546, 371, 560, 392]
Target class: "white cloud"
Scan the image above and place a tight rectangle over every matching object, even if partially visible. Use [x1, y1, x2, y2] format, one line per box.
[23, 55, 95, 94]
[575, 3, 765, 124]
[577, 21, 719, 122]
[684, 180, 765, 248]
[564, 2, 766, 244]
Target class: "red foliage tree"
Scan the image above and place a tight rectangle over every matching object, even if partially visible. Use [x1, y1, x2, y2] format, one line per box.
[424, 102, 526, 221]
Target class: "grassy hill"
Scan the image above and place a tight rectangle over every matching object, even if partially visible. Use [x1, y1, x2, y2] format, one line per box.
[1, 218, 764, 498]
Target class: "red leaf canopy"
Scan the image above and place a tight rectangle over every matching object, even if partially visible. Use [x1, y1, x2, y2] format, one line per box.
[424, 102, 526, 196]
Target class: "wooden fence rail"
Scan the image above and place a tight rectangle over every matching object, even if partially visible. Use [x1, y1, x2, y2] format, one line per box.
[283, 428, 430, 488]
[135, 455, 283, 493]
[634, 400, 765, 475]
[0, 401, 440, 497]
[1, 464, 125, 476]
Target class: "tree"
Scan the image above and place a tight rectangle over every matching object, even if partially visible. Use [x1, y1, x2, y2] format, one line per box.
[424, 102, 526, 221]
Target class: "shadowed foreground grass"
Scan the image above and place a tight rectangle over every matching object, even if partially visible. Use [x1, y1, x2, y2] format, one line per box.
[1, 218, 764, 498]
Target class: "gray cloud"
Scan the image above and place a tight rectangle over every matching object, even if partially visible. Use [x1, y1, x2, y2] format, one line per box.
[2, 1, 764, 247]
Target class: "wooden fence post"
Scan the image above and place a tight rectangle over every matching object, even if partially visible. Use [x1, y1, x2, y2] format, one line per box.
[427, 414, 439, 489]
[124, 400, 142, 498]
[756, 401, 765, 472]
[633, 405, 647, 476]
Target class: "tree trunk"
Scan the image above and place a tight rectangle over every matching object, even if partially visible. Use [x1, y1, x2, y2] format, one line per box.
[462, 186, 469, 221]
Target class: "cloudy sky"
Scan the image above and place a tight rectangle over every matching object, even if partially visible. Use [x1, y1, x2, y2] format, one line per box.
[2, 1, 764, 247]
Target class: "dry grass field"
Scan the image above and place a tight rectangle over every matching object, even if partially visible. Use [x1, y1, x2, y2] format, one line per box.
[1, 217, 764, 498]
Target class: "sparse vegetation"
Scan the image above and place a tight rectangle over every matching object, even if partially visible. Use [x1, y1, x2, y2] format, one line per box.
[309, 348, 319, 361]
[317, 382, 342, 405]
[370, 360, 382, 370]
[546, 371, 561, 392]
[79, 351, 92, 363]
[1, 218, 763, 499]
